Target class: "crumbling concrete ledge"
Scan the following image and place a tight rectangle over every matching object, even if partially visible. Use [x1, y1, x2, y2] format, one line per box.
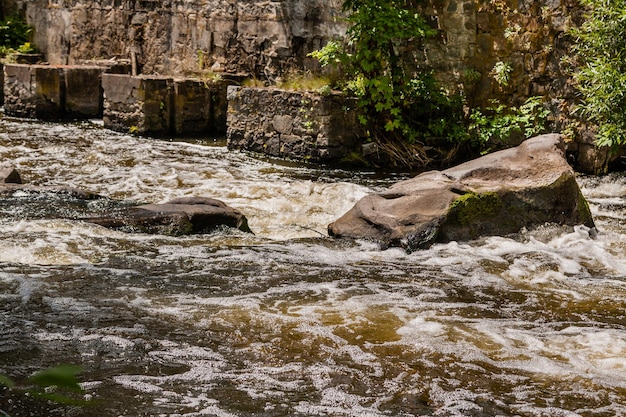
[3, 64, 104, 119]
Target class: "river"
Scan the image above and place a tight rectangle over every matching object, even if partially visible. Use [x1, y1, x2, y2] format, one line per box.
[0, 117, 624, 417]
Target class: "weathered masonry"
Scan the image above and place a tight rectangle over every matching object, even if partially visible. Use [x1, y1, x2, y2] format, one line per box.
[102, 74, 228, 136]
[3, 0, 622, 171]
[13, 0, 345, 79]
[226, 86, 361, 163]
[10, 0, 580, 110]
[3, 64, 104, 119]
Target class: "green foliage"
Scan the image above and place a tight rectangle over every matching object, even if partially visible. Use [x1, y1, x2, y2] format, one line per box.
[463, 68, 482, 85]
[16, 42, 35, 54]
[490, 61, 513, 87]
[343, 0, 439, 136]
[308, 40, 344, 67]
[569, 0, 626, 151]
[309, 0, 554, 167]
[310, 0, 458, 149]
[0, 16, 32, 50]
[1, 365, 85, 416]
[28, 365, 84, 405]
[469, 96, 550, 150]
[0, 375, 14, 388]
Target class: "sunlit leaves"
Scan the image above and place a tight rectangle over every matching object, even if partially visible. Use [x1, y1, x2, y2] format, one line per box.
[570, 0, 626, 150]
[469, 97, 550, 150]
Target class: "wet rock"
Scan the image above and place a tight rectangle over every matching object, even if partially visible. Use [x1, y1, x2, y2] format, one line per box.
[86, 197, 252, 235]
[0, 165, 22, 184]
[0, 167, 251, 235]
[328, 134, 596, 251]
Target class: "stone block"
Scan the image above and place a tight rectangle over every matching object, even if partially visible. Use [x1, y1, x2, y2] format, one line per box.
[64, 66, 103, 118]
[170, 78, 229, 135]
[173, 78, 212, 135]
[4, 64, 63, 119]
[33, 66, 63, 119]
[103, 74, 228, 136]
[4, 64, 106, 120]
[226, 86, 362, 163]
[103, 74, 173, 135]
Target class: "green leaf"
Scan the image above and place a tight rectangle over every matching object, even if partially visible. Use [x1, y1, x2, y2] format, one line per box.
[30, 391, 87, 406]
[29, 365, 83, 392]
[0, 374, 14, 388]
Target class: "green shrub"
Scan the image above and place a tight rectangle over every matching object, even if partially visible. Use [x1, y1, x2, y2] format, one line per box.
[469, 96, 550, 151]
[0, 16, 33, 50]
[310, 1, 553, 167]
[309, 0, 474, 166]
[569, 0, 626, 151]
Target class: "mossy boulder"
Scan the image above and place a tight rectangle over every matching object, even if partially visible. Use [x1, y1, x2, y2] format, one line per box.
[328, 134, 595, 251]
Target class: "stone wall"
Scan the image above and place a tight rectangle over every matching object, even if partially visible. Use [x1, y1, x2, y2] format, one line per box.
[227, 86, 361, 163]
[7, 0, 621, 171]
[13, 0, 583, 120]
[11, 0, 582, 106]
[15, 0, 345, 79]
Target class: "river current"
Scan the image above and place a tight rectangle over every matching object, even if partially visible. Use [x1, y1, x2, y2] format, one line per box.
[0, 117, 624, 416]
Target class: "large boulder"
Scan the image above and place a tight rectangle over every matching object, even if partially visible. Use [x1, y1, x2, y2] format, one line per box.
[85, 197, 252, 235]
[328, 134, 595, 251]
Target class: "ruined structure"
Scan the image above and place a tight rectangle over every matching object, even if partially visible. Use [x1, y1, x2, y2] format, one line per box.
[3, 0, 619, 171]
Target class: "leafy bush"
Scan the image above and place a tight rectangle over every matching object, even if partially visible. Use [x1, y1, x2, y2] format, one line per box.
[310, 0, 554, 167]
[469, 96, 550, 151]
[569, 0, 626, 151]
[0, 16, 33, 50]
[309, 0, 475, 166]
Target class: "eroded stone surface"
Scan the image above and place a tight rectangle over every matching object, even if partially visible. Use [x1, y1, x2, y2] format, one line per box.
[328, 134, 596, 251]
[84, 197, 252, 235]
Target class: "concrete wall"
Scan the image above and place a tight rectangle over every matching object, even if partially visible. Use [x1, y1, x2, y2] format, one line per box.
[3, 64, 103, 119]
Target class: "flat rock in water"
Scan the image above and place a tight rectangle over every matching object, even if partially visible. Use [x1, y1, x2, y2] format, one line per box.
[87, 197, 253, 235]
[0, 165, 251, 235]
[328, 134, 595, 251]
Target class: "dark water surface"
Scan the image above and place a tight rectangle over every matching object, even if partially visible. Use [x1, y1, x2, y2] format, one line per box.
[0, 118, 625, 416]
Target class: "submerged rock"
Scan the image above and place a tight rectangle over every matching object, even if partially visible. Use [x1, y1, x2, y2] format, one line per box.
[85, 197, 252, 235]
[328, 134, 595, 251]
[0, 166, 251, 235]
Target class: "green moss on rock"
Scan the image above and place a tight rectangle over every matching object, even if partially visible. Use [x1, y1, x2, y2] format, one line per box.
[448, 191, 503, 226]
[577, 190, 595, 228]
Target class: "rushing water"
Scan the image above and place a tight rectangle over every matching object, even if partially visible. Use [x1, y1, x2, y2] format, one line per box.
[0, 117, 624, 417]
